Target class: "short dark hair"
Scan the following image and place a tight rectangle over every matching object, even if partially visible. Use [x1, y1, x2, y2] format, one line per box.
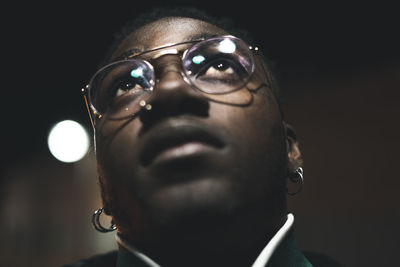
[101, 6, 283, 117]
[101, 6, 256, 65]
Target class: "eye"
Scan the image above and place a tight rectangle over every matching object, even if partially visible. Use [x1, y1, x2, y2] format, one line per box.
[196, 57, 247, 81]
[204, 60, 235, 75]
[114, 78, 144, 98]
[111, 65, 154, 100]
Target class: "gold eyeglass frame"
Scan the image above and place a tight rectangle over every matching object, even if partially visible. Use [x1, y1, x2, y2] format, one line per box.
[82, 35, 259, 129]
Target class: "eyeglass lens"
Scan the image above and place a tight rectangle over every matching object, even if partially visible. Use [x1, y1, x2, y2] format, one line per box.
[88, 36, 254, 118]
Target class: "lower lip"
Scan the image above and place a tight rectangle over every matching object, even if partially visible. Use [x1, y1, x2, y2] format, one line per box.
[152, 142, 217, 165]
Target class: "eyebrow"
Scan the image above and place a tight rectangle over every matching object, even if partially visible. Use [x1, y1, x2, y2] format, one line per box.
[188, 33, 218, 41]
[115, 33, 219, 61]
[116, 48, 142, 61]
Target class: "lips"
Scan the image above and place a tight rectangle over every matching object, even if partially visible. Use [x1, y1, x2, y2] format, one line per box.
[139, 120, 225, 166]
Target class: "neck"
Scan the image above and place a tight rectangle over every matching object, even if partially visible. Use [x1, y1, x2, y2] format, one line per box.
[118, 209, 288, 267]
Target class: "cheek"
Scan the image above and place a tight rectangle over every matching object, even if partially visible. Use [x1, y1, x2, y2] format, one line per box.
[209, 89, 286, 189]
[95, 119, 143, 183]
[203, 88, 253, 106]
[212, 89, 283, 150]
[248, 92, 286, 168]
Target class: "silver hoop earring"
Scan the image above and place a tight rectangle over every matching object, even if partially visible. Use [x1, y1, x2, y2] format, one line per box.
[287, 167, 304, 196]
[92, 207, 117, 233]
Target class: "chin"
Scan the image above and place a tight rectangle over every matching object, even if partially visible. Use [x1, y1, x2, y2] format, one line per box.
[135, 176, 241, 233]
[151, 176, 238, 214]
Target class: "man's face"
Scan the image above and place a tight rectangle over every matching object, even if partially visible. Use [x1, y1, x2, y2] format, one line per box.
[95, 17, 288, 241]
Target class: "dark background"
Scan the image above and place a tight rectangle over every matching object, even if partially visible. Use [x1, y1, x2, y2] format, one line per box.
[1, 1, 399, 266]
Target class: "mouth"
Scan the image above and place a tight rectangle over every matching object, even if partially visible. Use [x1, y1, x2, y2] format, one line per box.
[139, 120, 226, 167]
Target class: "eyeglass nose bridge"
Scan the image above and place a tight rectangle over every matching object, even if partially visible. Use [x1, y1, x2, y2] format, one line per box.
[151, 48, 180, 60]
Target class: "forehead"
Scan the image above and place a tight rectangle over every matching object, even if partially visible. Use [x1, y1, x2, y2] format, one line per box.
[111, 17, 229, 60]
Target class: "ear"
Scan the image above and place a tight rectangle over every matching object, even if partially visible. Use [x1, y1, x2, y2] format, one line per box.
[97, 165, 112, 216]
[283, 121, 303, 173]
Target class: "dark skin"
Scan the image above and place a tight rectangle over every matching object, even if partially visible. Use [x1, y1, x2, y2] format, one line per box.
[95, 17, 302, 267]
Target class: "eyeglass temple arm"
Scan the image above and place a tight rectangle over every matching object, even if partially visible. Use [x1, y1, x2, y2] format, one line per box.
[82, 86, 95, 130]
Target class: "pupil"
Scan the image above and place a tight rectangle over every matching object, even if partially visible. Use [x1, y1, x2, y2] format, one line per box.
[123, 81, 135, 90]
[214, 61, 229, 71]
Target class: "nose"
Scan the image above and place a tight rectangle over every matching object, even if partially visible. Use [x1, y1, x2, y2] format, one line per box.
[139, 55, 209, 126]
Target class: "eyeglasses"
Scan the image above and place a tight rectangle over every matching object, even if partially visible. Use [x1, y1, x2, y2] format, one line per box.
[82, 35, 258, 127]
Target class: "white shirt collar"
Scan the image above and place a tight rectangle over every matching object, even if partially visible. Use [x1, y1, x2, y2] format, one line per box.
[251, 213, 294, 267]
[116, 213, 294, 267]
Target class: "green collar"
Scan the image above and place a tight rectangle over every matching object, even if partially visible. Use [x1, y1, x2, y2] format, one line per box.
[267, 229, 313, 267]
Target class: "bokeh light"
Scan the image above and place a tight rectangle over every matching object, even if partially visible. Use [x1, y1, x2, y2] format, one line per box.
[47, 120, 90, 163]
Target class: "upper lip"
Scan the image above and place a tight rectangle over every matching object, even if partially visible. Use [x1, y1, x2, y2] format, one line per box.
[139, 119, 225, 166]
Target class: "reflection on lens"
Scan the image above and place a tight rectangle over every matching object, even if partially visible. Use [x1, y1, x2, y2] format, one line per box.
[192, 55, 206, 64]
[88, 59, 155, 117]
[218, 39, 236, 54]
[182, 36, 254, 94]
[130, 67, 143, 78]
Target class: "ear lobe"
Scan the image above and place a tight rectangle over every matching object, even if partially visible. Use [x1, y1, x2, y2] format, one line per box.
[283, 121, 303, 172]
[97, 165, 112, 216]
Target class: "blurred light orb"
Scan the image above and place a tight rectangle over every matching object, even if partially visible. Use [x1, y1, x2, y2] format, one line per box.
[47, 120, 90, 163]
